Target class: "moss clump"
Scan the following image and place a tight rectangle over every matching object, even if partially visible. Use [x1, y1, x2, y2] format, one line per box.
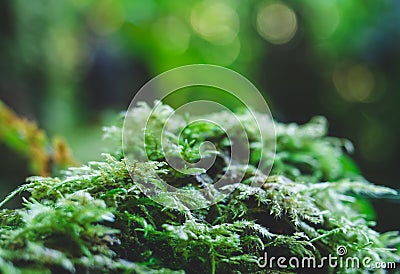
[0, 102, 399, 273]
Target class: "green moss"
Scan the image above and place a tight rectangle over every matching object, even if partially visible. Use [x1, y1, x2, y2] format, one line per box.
[0, 102, 398, 273]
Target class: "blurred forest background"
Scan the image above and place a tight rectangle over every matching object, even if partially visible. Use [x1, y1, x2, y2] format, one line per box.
[0, 0, 399, 231]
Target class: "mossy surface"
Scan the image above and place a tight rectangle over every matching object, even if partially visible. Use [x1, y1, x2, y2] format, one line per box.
[0, 103, 399, 273]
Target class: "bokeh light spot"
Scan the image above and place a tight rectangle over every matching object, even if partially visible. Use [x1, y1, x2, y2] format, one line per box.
[333, 64, 375, 103]
[256, 3, 297, 45]
[200, 36, 241, 66]
[88, 0, 125, 35]
[152, 16, 190, 54]
[311, 2, 340, 39]
[191, 0, 239, 45]
[48, 28, 80, 72]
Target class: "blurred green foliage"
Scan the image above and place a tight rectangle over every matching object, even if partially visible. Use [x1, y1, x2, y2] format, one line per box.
[0, 101, 76, 176]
